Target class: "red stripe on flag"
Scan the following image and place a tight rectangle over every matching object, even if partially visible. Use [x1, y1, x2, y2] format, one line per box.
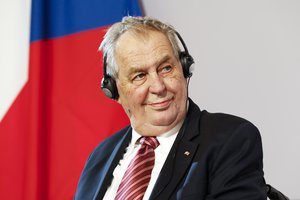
[0, 26, 129, 200]
[0, 83, 29, 200]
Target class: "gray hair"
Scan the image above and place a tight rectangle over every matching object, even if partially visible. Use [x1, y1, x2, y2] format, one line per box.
[99, 16, 181, 79]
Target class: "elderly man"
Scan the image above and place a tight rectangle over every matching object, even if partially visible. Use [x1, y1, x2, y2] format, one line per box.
[75, 16, 267, 200]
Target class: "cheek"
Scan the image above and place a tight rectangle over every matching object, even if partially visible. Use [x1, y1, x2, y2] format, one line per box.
[118, 84, 148, 106]
[166, 75, 187, 93]
[133, 87, 149, 104]
[116, 82, 131, 105]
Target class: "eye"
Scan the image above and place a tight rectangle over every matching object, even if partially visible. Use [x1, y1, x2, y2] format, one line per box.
[132, 73, 146, 81]
[160, 65, 173, 74]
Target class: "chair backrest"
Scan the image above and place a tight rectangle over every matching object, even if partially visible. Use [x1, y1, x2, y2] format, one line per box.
[267, 184, 290, 200]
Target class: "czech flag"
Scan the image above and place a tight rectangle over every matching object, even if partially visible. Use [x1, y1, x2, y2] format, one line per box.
[0, 0, 141, 199]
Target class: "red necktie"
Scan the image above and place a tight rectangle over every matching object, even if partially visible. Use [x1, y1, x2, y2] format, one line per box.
[115, 137, 160, 200]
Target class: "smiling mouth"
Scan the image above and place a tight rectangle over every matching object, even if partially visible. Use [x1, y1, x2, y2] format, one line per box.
[148, 98, 173, 109]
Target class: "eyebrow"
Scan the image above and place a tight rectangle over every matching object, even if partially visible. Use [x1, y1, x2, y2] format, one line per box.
[127, 54, 172, 75]
[156, 54, 172, 67]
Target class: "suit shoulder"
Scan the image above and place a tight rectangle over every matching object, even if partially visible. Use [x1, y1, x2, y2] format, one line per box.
[201, 110, 253, 128]
[89, 125, 131, 160]
[200, 110, 260, 139]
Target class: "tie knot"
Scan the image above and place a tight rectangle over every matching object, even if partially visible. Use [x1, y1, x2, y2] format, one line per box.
[140, 137, 160, 149]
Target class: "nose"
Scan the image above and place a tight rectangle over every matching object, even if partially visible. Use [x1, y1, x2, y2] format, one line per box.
[148, 74, 166, 94]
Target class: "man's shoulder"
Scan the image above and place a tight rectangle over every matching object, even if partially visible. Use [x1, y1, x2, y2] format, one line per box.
[189, 98, 254, 132]
[198, 109, 261, 143]
[87, 125, 131, 162]
[94, 125, 131, 151]
[201, 110, 251, 128]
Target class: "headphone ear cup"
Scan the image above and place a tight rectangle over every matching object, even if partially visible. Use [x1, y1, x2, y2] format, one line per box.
[101, 76, 119, 100]
[179, 51, 194, 78]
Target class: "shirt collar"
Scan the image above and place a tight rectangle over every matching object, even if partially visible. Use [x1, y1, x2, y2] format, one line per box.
[131, 118, 185, 145]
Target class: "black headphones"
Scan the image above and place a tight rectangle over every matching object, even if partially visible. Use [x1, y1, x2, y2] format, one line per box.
[101, 31, 194, 100]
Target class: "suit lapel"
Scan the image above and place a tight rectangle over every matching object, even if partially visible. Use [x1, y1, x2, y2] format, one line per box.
[93, 127, 132, 200]
[149, 99, 202, 200]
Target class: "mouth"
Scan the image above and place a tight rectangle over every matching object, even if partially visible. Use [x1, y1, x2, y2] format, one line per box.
[147, 98, 173, 110]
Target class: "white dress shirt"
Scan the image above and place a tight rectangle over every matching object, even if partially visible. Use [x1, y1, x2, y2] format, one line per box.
[103, 120, 184, 200]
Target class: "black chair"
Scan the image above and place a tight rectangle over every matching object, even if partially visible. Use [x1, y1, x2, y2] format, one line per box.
[267, 184, 290, 200]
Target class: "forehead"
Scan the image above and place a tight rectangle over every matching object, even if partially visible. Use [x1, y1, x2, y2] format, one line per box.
[115, 30, 175, 68]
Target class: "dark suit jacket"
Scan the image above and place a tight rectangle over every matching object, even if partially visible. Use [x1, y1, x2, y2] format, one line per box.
[74, 99, 267, 200]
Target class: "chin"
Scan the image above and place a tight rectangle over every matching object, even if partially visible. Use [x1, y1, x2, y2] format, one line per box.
[151, 114, 178, 127]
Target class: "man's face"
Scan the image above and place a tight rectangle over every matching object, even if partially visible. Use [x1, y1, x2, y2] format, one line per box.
[115, 30, 188, 136]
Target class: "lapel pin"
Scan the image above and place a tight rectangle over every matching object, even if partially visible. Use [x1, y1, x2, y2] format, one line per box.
[184, 151, 190, 156]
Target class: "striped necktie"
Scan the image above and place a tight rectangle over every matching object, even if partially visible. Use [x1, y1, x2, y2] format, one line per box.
[115, 136, 160, 200]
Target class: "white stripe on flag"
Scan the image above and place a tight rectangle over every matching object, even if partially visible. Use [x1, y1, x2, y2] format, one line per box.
[0, 0, 31, 121]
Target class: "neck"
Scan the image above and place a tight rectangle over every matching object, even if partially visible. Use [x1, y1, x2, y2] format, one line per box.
[132, 115, 186, 137]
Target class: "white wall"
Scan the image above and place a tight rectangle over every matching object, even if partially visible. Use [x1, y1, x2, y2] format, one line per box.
[141, 0, 300, 199]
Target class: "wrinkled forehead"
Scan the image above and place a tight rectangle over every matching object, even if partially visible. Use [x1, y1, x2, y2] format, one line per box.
[115, 30, 178, 76]
[115, 30, 173, 63]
